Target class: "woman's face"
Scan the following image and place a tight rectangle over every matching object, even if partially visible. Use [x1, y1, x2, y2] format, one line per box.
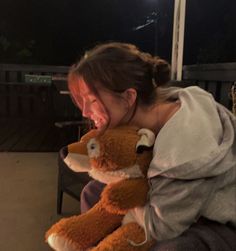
[71, 78, 134, 131]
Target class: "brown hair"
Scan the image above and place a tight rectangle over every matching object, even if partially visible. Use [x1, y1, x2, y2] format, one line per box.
[68, 42, 171, 106]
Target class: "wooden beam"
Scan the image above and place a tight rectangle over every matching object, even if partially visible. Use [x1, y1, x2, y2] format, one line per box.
[0, 64, 69, 73]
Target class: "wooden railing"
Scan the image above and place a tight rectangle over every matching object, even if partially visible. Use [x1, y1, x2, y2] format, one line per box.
[0, 64, 81, 121]
[182, 63, 236, 111]
[0, 63, 235, 152]
[0, 63, 235, 120]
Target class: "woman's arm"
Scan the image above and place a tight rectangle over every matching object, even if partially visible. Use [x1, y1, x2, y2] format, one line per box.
[132, 175, 217, 241]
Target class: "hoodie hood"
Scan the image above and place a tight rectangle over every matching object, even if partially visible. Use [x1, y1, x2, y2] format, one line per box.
[148, 86, 236, 179]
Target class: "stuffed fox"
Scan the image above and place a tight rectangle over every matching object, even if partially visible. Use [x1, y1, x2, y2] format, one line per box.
[46, 126, 156, 251]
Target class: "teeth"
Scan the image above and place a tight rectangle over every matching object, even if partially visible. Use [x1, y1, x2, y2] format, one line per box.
[91, 116, 104, 129]
[93, 119, 100, 127]
[96, 121, 101, 127]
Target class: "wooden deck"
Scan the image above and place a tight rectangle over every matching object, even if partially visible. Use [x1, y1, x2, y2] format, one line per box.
[0, 119, 78, 152]
[0, 64, 83, 152]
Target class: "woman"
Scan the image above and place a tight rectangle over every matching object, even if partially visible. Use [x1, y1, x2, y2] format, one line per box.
[68, 42, 236, 250]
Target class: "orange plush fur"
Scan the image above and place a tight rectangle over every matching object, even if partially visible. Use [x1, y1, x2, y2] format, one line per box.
[46, 126, 156, 251]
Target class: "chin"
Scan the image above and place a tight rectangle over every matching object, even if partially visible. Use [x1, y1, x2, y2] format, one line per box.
[96, 125, 108, 133]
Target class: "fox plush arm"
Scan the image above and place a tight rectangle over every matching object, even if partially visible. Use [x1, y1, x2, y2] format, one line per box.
[101, 178, 149, 215]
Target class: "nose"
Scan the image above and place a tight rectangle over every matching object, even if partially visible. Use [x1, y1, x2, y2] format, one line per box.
[82, 104, 92, 118]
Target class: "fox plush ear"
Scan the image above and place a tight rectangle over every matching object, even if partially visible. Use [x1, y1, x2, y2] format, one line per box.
[136, 128, 155, 153]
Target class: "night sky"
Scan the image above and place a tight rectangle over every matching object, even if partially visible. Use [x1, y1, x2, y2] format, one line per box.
[0, 0, 235, 66]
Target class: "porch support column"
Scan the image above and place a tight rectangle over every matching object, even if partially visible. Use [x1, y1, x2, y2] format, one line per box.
[171, 0, 186, 81]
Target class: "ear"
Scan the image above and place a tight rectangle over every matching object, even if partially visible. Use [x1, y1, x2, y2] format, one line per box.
[121, 88, 137, 107]
[136, 128, 155, 153]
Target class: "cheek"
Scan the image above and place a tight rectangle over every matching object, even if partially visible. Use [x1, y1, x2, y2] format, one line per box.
[92, 103, 107, 117]
[107, 104, 127, 125]
[89, 101, 110, 128]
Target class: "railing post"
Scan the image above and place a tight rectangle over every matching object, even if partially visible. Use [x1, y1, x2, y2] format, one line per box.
[171, 0, 186, 81]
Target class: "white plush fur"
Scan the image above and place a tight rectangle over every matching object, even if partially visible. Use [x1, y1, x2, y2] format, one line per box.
[136, 128, 155, 149]
[89, 164, 144, 184]
[64, 153, 91, 173]
[48, 234, 78, 251]
[122, 211, 137, 225]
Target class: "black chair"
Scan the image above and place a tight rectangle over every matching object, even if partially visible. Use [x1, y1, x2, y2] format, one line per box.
[56, 119, 93, 214]
[57, 146, 91, 214]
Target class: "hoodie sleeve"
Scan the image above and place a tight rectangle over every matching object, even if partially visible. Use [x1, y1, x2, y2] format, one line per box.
[132, 175, 217, 241]
[130, 87, 236, 240]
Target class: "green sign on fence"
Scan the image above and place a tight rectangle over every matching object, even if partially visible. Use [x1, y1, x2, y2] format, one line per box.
[25, 74, 52, 85]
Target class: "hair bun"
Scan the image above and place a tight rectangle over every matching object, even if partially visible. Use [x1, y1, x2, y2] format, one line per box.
[153, 58, 171, 86]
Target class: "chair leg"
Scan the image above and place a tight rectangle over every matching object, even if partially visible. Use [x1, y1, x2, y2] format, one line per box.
[57, 189, 63, 214]
[57, 152, 64, 214]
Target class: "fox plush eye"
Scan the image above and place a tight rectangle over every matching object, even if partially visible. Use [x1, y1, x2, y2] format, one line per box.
[87, 138, 100, 158]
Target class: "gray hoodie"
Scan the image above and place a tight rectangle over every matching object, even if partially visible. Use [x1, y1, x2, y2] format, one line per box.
[131, 86, 236, 241]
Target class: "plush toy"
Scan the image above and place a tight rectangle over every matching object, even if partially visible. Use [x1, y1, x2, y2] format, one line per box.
[46, 126, 156, 251]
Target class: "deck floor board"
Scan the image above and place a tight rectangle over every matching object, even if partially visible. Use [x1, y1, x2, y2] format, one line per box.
[0, 119, 78, 152]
